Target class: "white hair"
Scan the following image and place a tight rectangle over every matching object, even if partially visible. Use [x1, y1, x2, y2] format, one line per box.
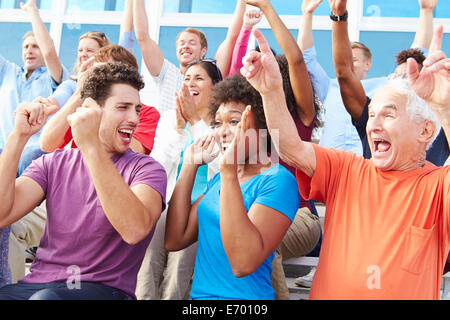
[387, 77, 441, 150]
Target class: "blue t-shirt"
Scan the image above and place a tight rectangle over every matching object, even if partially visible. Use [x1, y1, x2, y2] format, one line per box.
[190, 164, 299, 300]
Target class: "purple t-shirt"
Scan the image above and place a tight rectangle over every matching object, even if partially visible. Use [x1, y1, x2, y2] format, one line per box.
[19, 148, 167, 299]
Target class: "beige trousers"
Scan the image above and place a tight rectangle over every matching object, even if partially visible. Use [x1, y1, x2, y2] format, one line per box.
[271, 207, 321, 300]
[135, 208, 197, 300]
[8, 201, 47, 283]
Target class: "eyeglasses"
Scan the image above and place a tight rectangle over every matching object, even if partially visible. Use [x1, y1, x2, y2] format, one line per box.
[201, 58, 223, 82]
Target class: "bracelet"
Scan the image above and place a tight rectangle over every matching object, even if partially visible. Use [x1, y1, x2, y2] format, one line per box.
[330, 10, 348, 22]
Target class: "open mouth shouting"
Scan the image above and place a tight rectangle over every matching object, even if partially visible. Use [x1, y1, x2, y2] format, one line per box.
[118, 128, 134, 145]
[373, 138, 391, 154]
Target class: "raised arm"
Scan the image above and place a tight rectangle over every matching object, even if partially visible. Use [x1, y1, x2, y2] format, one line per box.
[40, 58, 94, 152]
[68, 98, 163, 245]
[412, 0, 438, 50]
[133, 0, 165, 76]
[228, 8, 262, 76]
[218, 107, 293, 277]
[165, 135, 217, 251]
[241, 29, 316, 177]
[0, 101, 57, 228]
[247, 0, 315, 126]
[298, 0, 323, 51]
[214, 0, 246, 78]
[297, 0, 330, 103]
[408, 25, 450, 142]
[118, 0, 135, 51]
[330, 0, 367, 121]
[20, 0, 63, 83]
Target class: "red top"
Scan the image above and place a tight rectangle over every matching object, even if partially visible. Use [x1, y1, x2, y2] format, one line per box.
[59, 104, 160, 155]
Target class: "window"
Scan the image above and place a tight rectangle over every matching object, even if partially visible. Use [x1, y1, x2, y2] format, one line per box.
[0, 0, 51, 9]
[363, 0, 450, 18]
[66, 0, 125, 12]
[163, 0, 330, 15]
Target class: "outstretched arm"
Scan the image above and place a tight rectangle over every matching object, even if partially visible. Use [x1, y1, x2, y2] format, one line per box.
[133, 0, 165, 76]
[21, 0, 63, 83]
[330, 0, 367, 121]
[215, 0, 246, 78]
[247, 0, 315, 126]
[412, 0, 438, 50]
[241, 29, 316, 177]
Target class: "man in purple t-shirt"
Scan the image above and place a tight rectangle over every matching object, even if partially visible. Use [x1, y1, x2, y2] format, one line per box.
[0, 63, 167, 300]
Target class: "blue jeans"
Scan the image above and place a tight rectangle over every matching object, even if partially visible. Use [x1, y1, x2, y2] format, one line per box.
[0, 145, 46, 177]
[306, 200, 322, 257]
[0, 282, 132, 300]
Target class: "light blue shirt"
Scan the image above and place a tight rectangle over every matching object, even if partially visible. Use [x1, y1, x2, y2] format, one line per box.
[190, 164, 299, 300]
[49, 31, 135, 109]
[0, 54, 69, 150]
[304, 46, 387, 156]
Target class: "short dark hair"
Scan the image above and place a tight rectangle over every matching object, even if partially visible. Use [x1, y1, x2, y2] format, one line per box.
[396, 48, 426, 69]
[80, 62, 144, 106]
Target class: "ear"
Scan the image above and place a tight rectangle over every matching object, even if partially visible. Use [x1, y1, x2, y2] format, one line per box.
[200, 47, 207, 59]
[418, 120, 437, 147]
[365, 59, 372, 73]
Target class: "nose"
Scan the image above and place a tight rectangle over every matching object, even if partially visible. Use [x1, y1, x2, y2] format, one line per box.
[367, 113, 383, 134]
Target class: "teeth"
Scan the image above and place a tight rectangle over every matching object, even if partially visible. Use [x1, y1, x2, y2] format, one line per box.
[119, 129, 133, 135]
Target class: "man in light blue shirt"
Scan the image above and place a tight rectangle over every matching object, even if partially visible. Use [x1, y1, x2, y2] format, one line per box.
[0, 30, 68, 288]
[0, 32, 68, 175]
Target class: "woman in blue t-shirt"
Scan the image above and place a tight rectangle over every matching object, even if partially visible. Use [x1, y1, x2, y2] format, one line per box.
[165, 74, 300, 300]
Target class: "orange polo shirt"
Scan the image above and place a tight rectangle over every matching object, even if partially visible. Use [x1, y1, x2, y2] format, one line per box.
[297, 145, 450, 299]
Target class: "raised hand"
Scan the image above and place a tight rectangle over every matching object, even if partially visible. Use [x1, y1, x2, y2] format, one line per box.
[245, 0, 271, 10]
[328, 0, 347, 15]
[302, 0, 323, 14]
[241, 29, 283, 95]
[174, 92, 187, 131]
[14, 98, 59, 137]
[407, 25, 450, 110]
[175, 83, 201, 125]
[243, 9, 263, 29]
[183, 134, 219, 166]
[67, 97, 103, 149]
[20, 0, 38, 13]
[219, 105, 253, 172]
[418, 0, 438, 10]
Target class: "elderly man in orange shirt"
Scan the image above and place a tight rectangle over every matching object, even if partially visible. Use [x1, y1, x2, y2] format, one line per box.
[240, 11, 449, 299]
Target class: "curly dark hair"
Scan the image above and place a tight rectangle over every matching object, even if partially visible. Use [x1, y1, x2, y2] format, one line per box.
[208, 74, 266, 129]
[396, 48, 426, 69]
[275, 54, 322, 128]
[80, 62, 145, 106]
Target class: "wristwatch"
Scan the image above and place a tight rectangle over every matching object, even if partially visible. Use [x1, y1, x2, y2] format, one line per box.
[330, 10, 348, 21]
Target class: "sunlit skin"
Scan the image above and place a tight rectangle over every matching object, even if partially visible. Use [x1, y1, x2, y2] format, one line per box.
[183, 65, 214, 109]
[77, 37, 101, 67]
[176, 31, 206, 70]
[22, 36, 45, 78]
[352, 47, 371, 80]
[367, 85, 434, 171]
